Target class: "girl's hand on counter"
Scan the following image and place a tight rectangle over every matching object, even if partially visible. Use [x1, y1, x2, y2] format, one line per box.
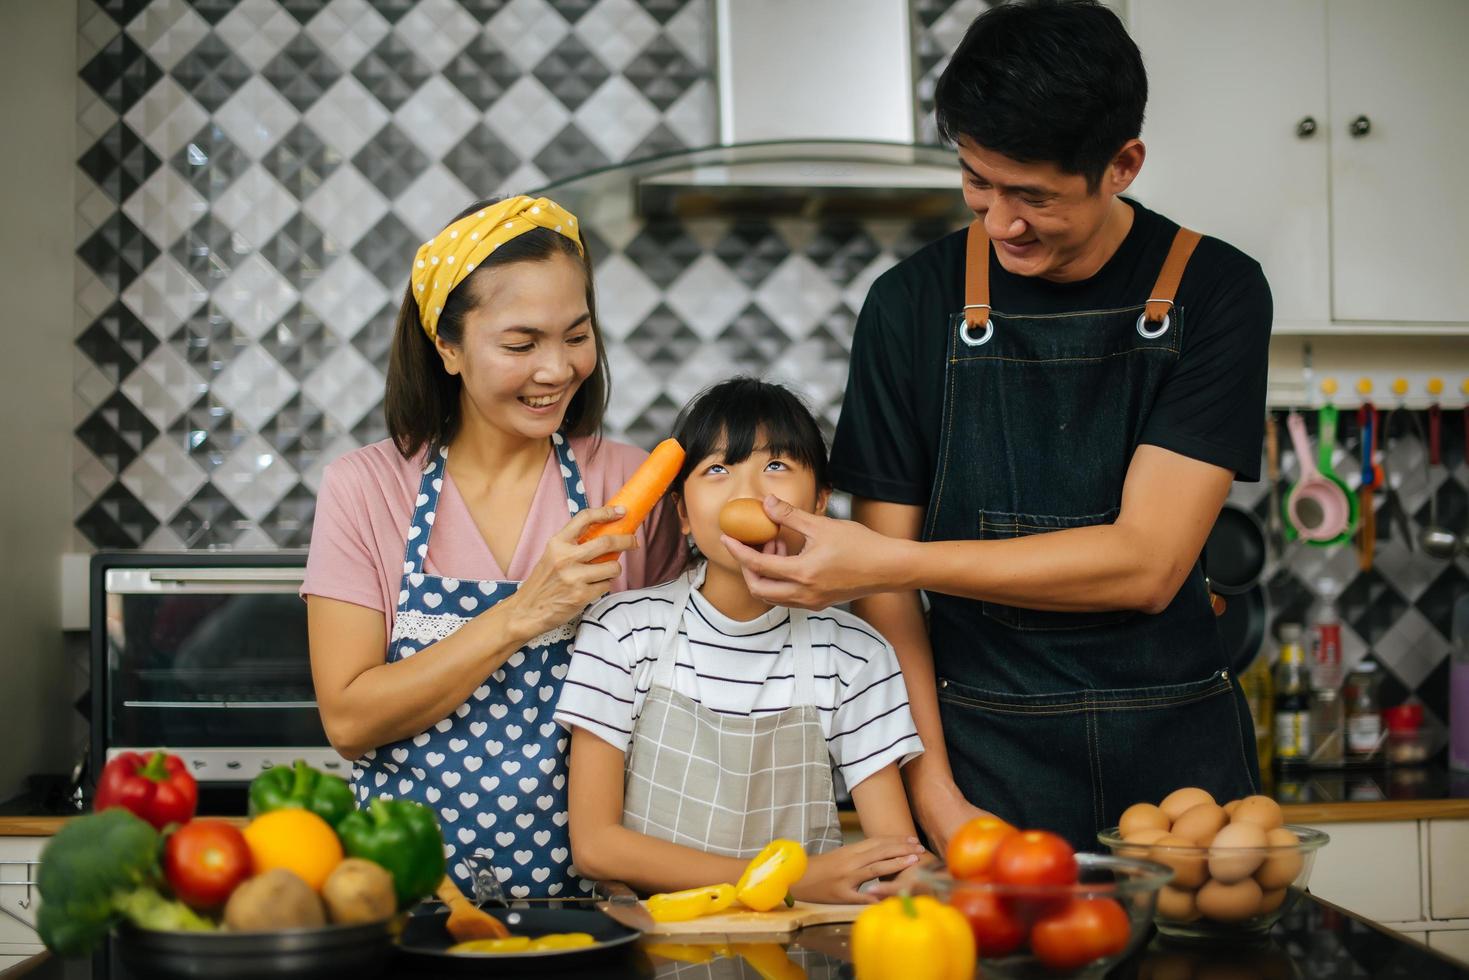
[505, 506, 637, 642]
[791, 837, 928, 905]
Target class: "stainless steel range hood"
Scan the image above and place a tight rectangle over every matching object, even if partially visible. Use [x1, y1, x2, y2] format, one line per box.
[557, 0, 963, 218]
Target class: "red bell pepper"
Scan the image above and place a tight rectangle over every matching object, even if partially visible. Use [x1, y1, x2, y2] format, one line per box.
[94, 751, 198, 830]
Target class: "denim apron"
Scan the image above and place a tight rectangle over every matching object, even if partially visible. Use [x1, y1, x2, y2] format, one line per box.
[924, 221, 1259, 850]
[351, 432, 591, 898]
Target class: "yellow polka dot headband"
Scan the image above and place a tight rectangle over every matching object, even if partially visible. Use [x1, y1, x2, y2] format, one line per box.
[411, 195, 584, 342]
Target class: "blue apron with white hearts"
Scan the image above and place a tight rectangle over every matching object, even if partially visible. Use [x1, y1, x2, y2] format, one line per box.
[351, 432, 590, 899]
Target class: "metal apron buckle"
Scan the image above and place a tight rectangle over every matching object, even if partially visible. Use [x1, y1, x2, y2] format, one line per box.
[960, 305, 994, 347]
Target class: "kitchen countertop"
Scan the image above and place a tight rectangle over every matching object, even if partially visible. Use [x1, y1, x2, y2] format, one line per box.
[4, 892, 1466, 979]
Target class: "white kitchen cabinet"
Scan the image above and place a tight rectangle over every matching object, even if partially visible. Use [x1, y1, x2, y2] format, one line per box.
[1302, 820, 1422, 923]
[1128, 0, 1469, 328]
[1429, 820, 1469, 919]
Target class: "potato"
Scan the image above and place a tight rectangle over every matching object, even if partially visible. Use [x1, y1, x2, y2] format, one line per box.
[322, 858, 396, 925]
[224, 869, 326, 931]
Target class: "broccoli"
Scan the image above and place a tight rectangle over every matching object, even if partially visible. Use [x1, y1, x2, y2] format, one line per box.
[36, 807, 214, 956]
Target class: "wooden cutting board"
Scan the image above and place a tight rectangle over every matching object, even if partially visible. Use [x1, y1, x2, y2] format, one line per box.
[637, 901, 861, 941]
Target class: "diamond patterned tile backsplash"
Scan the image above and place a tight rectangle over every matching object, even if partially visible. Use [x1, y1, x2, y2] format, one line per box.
[70, 1, 1468, 716]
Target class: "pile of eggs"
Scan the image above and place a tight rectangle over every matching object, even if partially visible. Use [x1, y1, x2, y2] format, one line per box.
[1116, 788, 1304, 924]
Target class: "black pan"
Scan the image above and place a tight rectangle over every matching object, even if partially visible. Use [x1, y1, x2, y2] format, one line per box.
[394, 906, 641, 974]
[1216, 582, 1267, 674]
[114, 919, 393, 980]
[1203, 505, 1267, 595]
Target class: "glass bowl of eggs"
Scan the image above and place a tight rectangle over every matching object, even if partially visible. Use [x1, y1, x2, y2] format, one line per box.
[1097, 788, 1330, 942]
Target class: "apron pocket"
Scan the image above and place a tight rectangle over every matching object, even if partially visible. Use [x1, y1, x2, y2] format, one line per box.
[976, 509, 1134, 631]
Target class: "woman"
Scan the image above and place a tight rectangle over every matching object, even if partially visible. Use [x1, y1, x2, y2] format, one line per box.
[303, 196, 684, 899]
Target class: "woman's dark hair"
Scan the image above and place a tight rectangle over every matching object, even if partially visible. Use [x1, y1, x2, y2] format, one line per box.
[384, 198, 609, 460]
[934, 0, 1147, 191]
[669, 378, 831, 498]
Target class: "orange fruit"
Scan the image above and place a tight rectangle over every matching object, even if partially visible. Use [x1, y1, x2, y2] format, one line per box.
[241, 809, 343, 892]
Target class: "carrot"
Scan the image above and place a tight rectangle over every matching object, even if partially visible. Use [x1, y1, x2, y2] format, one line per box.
[578, 438, 685, 562]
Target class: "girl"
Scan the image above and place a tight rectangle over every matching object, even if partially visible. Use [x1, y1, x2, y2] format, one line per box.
[303, 196, 684, 899]
[555, 379, 927, 903]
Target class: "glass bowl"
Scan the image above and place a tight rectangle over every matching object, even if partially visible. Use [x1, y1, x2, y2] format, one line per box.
[916, 853, 1172, 978]
[1096, 824, 1330, 942]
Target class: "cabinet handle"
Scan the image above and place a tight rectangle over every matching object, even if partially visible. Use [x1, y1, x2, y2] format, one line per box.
[1296, 116, 1318, 138]
[1349, 115, 1372, 138]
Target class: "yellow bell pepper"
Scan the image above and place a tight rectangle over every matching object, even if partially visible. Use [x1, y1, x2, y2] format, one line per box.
[646, 882, 737, 922]
[732, 942, 807, 980]
[851, 894, 976, 980]
[735, 840, 808, 912]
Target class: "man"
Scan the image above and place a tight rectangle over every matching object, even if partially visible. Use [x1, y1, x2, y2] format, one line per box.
[722, 0, 1269, 852]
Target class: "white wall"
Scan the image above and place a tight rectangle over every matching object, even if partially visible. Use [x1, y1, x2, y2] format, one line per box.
[0, 0, 79, 800]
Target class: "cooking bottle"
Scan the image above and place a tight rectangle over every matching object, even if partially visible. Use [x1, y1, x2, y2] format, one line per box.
[1343, 660, 1384, 762]
[1239, 647, 1275, 774]
[1310, 580, 1343, 692]
[1274, 624, 1311, 768]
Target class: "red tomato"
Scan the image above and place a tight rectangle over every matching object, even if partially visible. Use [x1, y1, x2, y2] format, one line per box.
[164, 819, 253, 910]
[991, 831, 1078, 888]
[1029, 898, 1132, 972]
[946, 817, 1018, 881]
[948, 880, 1028, 958]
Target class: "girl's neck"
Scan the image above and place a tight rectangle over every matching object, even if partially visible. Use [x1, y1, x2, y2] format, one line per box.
[698, 560, 774, 622]
[447, 408, 550, 490]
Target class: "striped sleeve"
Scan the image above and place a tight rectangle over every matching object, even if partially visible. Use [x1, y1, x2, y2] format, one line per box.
[827, 639, 924, 789]
[554, 605, 639, 753]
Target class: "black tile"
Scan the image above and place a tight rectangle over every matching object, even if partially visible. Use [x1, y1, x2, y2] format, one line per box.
[638, 0, 692, 25]
[172, 214, 249, 283]
[262, 33, 341, 111]
[441, 125, 522, 197]
[169, 305, 251, 377]
[442, 33, 521, 111]
[80, 32, 164, 114]
[352, 33, 432, 112]
[183, 0, 239, 25]
[1376, 666, 1413, 712]
[896, 217, 962, 260]
[170, 122, 250, 197]
[76, 302, 159, 383]
[260, 482, 319, 548]
[546, 0, 597, 23]
[352, 211, 418, 290]
[627, 121, 692, 160]
[1338, 568, 1409, 646]
[168, 392, 248, 471]
[1413, 477, 1468, 535]
[621, 34, 700, 111]
[624, 220, 703, 289]
[1416, 656, 1451, 730]
[459, 0, 509, 23]
[716, 304, 789, 372]
[533, 121, 610, 183]
[260, 396, 336, 471]
[350, 122, 430, 200]
[369, 0, 416, 22]
[624, 393, 681, 450]
[818, 307, 857, 350]
[77, 121, 161, 204]
[279, 0, 330, 24]
[532, 33, 610, 112]
[76, 392, 160, 474]
[351, 301, 399, 367]
[77, 482, 159, 548]
[1416, 565, 1469, 640]
[912, 0, 955, 29]
[260, 304, 331, 380]
[261, 213, 334, 287]
[625, 303, 700, 366]
[170, 482, 247, 547]
[1266, 568, 1317, 635]
[351, 398, 388, 446]
[806, 221, 881, 286]
[714, 220, 791, 287]
[170, 32, 253, 113]
[96, 0, 152, 26]
[77, 212, 161, 292]
[261, 121, 342, 199]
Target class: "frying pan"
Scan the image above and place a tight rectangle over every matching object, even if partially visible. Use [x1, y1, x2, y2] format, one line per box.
[395, 906, 641, 973]
[1215, 582, 1267, 675]
[1203, 505, 1267, 595]
[114, 919, 394, 980]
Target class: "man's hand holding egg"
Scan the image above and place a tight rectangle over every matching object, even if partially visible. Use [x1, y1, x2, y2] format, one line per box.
[719, 497, 780, 547]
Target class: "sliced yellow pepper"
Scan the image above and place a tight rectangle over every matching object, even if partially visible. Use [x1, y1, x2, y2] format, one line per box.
[448, 936, 533, 954]
[731, 942, 806, 980]
[851, 894, 975, 980]
[735, 839, 808, 912]
[643, 942, 731, 965]
[528, 932, 596, 951]
[645, 882, 737, 922]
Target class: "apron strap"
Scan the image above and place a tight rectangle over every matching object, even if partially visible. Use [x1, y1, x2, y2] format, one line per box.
[963, 220, 991, 329]
[788, 609, 816, 705]
[651, 571, 696, 690]
[1143, 227, 1202, 325]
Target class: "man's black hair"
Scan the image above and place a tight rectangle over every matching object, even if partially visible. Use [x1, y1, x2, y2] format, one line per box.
[934, 0, 1147, 191]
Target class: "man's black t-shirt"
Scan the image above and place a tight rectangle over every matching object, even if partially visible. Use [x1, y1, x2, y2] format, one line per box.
[830, 199, 1273, 506]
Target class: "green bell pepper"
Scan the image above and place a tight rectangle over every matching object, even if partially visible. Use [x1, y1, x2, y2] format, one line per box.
[247, 759, 356, 829]
[336, 798, 445, 909]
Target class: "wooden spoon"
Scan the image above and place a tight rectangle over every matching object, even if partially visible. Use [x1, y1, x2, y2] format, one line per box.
[436, 875, 510, 941]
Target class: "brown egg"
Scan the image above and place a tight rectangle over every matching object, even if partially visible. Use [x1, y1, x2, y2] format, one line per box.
[1160, 787, 1216, 822]
[1208, 821, 1268, 883]
[1172, 803, 1229, 845]
[1155, 885, 1202, 923]
[1258, 888, 1288, 915]
[1121, 802, 1171, 838]
[1230, 796, 1284, 831]
[718, 497, 778, 545]
[1151, 834, 1208, 889]
[1254, 827, 1304, 889]
[1118, 827, 1170, 858]
[1196, 878, 1263, 922]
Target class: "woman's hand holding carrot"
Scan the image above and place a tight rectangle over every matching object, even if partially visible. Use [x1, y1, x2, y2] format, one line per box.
[506, 506, 638, 643]
[578, 439, 685, 562]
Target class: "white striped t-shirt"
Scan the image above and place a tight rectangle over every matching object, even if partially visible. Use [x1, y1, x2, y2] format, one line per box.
[554, 566, 924, 790]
